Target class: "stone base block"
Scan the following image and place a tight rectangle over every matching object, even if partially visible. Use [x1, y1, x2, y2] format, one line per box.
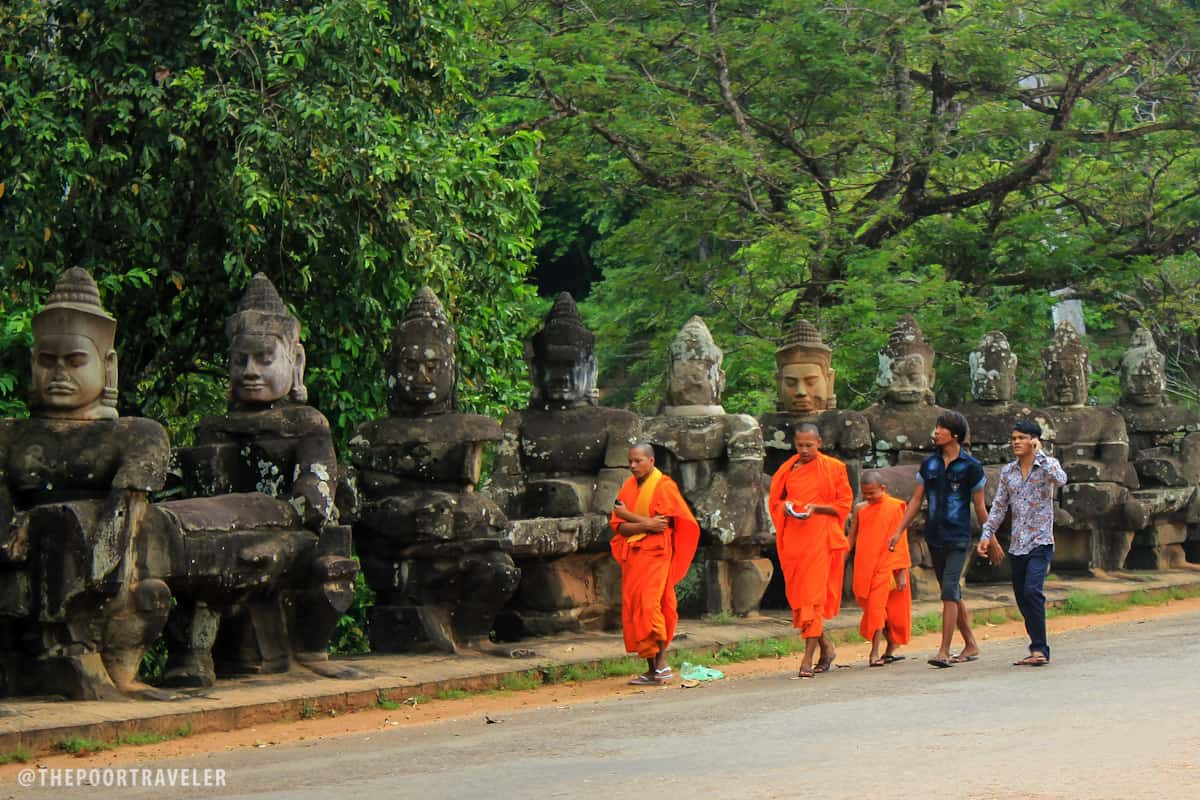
[702, 558, 774, 616]
[501, 554, 621, 637]
[1126, 544, 1190, 570]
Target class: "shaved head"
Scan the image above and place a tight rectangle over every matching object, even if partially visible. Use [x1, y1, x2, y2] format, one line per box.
[630, 442, 655, 459]
[861, 470, 885, 487]
[793, 422, 821, 438]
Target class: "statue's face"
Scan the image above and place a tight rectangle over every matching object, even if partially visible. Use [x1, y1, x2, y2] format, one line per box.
[230, 334, 295, 405]
[778, 363, 830, 414]
[885, 354, 930, 404]
[32, 333, 106, 413]
[1046, 360, 1087, 407]
[970, 358, 1013, 402]
[539, 355, 590, 404]
[668, 357, 722, 406]
[1125, 363, 1165, 406]
[391, 341, 454, 410]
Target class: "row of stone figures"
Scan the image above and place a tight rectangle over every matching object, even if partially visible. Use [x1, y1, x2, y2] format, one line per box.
[2, 269, 1198, 701]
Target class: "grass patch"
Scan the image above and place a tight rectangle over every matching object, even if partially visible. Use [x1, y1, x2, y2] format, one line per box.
[701, 611, 737, 625]
[0, 748, 31, 765]
[435, 688, 472, 701]
[299, 701, 318, 720]
[57, 725, 192, 755]
[498, 670, 541, 692]
[376, 690, 427, 709]
[1051, 591, 1123, 617]
[911, 612, 943, 636]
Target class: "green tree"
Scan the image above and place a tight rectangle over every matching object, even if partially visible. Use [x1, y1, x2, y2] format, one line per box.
[1, 0, 541, 441]
[484, 0, 1200, 410]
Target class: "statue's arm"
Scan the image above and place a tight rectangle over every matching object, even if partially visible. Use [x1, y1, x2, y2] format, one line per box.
[487, 413, 526, 516]
[291, 416, 340, 530]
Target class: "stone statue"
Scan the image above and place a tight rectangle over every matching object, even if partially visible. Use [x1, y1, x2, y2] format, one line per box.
[168, 273, 359, 684]
[1116, 328, 1200, 569]
[863, 315, 947, 468]
[759, 315, 870, 477]
[1041, 321, 1139, 569]
[641, 317, 773, 615]
[957, 331, 1057, 579]
[0, 268, 172, 699]
[488, 293, 638, 636]
[351, 287, 520, 652]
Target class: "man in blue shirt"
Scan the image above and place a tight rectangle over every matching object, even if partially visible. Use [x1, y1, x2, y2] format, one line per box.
[889, 411, 988, 668]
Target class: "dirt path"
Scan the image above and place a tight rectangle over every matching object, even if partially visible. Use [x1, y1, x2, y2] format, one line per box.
[6, 595, 1199, 778]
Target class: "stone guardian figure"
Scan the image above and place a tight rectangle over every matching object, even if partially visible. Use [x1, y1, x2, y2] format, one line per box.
[487, 293, 639, 636]
[0, 268, 172, 699]
[351, 287, 520, 651]
[642, 317, 773, 615]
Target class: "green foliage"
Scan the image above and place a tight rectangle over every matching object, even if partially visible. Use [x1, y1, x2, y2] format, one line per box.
[435, 687, 471, 700]
[1, 1, 540, 443]
[0, 748, 31, 765]
[487, 0, 1200, 408]
[299, 700, 318, 719]
[56, 725, 192, 755]
[330, 566, 374, 656]
[497, 669, 541, 691]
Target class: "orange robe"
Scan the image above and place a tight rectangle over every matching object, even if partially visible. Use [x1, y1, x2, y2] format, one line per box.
[768, 453, 852, 637]
[852, 495, 912, 644]
[609, 469, 700, 658]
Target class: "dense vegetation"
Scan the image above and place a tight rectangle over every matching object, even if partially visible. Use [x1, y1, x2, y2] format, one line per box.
[485, 0, 1200, 412]
[1, 0, 541, 441]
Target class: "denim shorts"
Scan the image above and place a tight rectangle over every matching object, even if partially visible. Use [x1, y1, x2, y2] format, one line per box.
[929, 544, 968, 602]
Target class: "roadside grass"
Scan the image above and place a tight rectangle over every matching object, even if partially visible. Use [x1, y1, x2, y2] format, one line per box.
[0, 748, 31, 765]
[57, 725, 193, 755]
[376, 690, 427, 710]
[435, 688, 472, 701]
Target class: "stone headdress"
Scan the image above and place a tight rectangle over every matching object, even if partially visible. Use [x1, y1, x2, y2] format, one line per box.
[670, 316, 722, 366]
[32, 267, 119, 413]
[226, 273, 307, 404]
[775, 316, 832, 370]
[387, 286, 458, 414]
[877, 315, 935, 399]
[531, 293, 595, 361]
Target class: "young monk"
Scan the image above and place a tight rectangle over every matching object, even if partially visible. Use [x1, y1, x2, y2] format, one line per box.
[610, 443, 700, 685]
[847, 471, 912, 667]
[768, 423, 853, 678]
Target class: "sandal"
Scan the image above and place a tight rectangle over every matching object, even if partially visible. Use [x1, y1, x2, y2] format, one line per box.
[628, 673, 665, 685]
[1013, 653, 1049, 667]
[813, 655, 836, 674]
[798, 667, 815, 679]
[869, 658, 886, 668]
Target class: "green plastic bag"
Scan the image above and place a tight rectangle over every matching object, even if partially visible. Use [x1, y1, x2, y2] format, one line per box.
[680, 662, 725, 681]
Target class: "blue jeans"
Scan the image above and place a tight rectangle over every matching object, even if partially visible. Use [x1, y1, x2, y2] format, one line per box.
[1010, 544, 1053, 660]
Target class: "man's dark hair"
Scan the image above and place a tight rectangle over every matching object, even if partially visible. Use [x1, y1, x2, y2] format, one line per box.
[630, 442, 656, 458]
[793, 422, 822, 438]
[936, 410, 969, 443]
[1013, 419, 1042, 439]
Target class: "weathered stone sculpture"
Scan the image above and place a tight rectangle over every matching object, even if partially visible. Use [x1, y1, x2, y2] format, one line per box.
[863, 316, 948, 468]
[488, 293, 638, 636]
[1116, 328, 1200, 568]
[641, 317, 773, 615]
[0, 268, 172, 699]
[759, 315, 870, 478]
[960, 331, 1056, 465]
[351, 287, 520, 652]
[1041, 321, 1138, 570]
[167, 273, 359, 684]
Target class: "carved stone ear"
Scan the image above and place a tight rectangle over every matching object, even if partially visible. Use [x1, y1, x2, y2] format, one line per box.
[103, 349, 120, 410]
[289, 343, 309, 404]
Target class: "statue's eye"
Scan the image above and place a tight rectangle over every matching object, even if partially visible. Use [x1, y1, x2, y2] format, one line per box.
[37, 353, 57, 367]
[66, 354, 89, 368]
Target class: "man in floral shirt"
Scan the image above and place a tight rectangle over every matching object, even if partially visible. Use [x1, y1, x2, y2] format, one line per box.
[979, 420, 1068, 666]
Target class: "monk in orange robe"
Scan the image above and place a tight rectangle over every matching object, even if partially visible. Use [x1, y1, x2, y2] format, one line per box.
[768, 423, 852, 678]
[610, 443, 700, 685]
[848, 471, 912, 667]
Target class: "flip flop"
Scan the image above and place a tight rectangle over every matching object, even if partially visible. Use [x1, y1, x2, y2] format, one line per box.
[628, 673, 664, 685]
[882, 655, 906, 664]
[927, 657, 953, 669]
[869, 659, 887, 668]
[797, 667, 815, 679]
[949, 654, 979, 663]
[813, 656, 836, 674]
[1013, 654, 1049, 667]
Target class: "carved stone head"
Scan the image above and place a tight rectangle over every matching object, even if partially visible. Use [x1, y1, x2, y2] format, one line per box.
[1120, 328, 1166, 407]
[775, 317, 835, 414]
[1042, 321, 1089, 407]
[530, 293, 597, 409]
[387, 287, 457, 416]
[877, 315, 936, 406]
[225, 273, 307, 409]
[969, 331, 1017, 403]
[666, 316, 725, 408]
[30, 268, 119, 420]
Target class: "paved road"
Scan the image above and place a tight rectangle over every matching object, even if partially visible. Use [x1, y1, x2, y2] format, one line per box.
[14, 612, 1200, 799]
